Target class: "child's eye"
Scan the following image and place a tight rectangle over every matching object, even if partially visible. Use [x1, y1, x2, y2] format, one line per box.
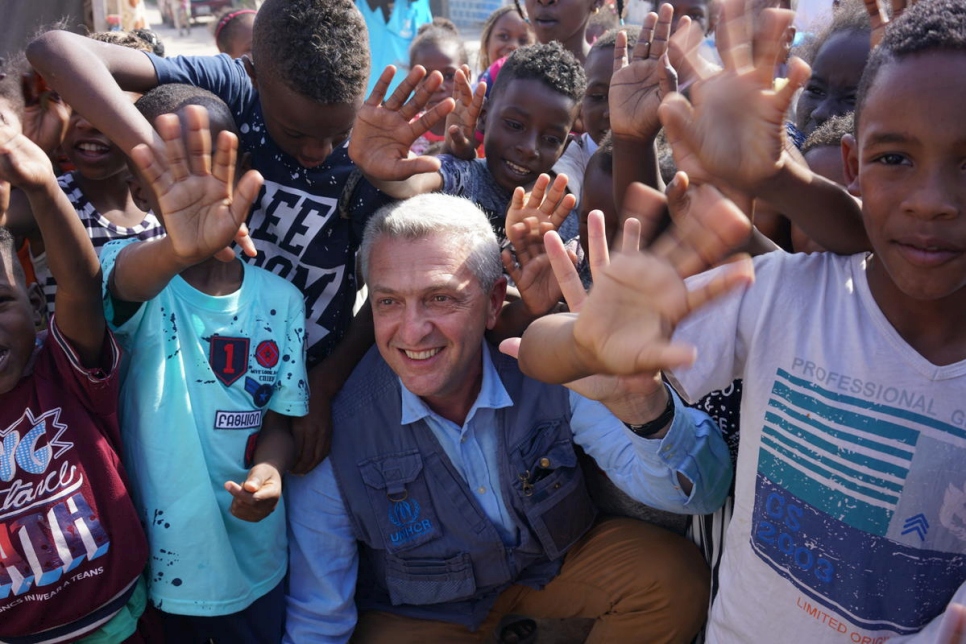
[875, 153, 909, 166]
[503, 119, 523, 131]
[585, 93, 607, 103]
[283, 128, 305, 140]
[496, 32, 510, 42]
[543, 135, 563, 147]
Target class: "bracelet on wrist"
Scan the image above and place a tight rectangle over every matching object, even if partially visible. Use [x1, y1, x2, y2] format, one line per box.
[623, 382, 675, 438]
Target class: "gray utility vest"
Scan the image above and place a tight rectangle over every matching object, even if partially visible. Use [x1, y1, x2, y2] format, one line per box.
[330, 344, 597, 629]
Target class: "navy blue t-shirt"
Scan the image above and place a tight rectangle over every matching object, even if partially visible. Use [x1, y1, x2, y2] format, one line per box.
[149, 53, 391, 366]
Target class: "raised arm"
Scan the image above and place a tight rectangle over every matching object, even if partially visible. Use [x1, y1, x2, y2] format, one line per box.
[26, 30, 162, 153]
[109, 106, 262, 303]
[347, 65, 454, 199]
[0, 104, 104, 366]
[658, 0, 868, 253]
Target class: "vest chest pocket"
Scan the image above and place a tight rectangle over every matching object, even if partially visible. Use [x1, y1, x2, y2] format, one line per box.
[384, 552, 477, 606]
[513, 426, 596, 559]
[360, 451, 442, 554]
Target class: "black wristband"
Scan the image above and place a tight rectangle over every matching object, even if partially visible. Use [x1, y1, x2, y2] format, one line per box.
[624, 382, 676, 438]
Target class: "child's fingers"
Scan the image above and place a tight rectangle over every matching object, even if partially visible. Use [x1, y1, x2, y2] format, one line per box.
[471, 81, 486, 114]
[400, 69, 442, 121]
[501, 247, 523, 285]
[779, 57, 811, 110]
[410, 96, 455, 138]
[649, 3, 674, 60]
[235, 223, 257, 258]
[586, 210, 611, 285]
[395, 155, 444, 178]
[636, 341, 700, 373]
[613, 29, 629, 72]
[682, 254, 754, 318]
[232, 169, 264, 228]
[525, 173, 551, 211]
[550, 193, 577, 231]
[658, 53, 679, 96]
[621, 217, 642, 254]
[716, 0, 753, 72]
[542, 173, 569, 217]
[155, 113, 190, 183]
[183, 104, 212, 176]
[366, 65, 398, 107]
[211, 130, 238, 188]
[621, 181, 670, 248]
[545, 230, 586, 311]
[447, 124, 471, 151]
[508, 185, 527, 223]
[751, 8, 797, 87]
[637, 12, 658, 61]
[129, 143, 170, 195]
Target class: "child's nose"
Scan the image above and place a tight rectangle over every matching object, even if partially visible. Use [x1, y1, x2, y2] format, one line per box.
[298, 139, 332, 168]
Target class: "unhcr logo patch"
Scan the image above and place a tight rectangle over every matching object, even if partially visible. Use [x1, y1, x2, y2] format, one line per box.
[388, 498, 434, 545]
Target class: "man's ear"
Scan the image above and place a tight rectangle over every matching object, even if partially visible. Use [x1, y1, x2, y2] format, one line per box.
[842, 134, 861, 197]
[485, 275, 509, 330]
[27, 282, 47, 329]
[243, 55, 258, 89]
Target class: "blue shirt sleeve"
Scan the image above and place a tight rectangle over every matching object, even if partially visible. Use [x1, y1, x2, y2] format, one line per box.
[146, 52, 254, 119]
[568, 388, 733, 515]
[284, 459, 358, 643]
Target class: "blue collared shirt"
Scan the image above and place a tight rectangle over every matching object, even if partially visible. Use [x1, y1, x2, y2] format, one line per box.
[284, 343, 732, 643]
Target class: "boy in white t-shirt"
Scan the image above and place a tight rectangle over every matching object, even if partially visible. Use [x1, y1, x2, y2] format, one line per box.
[513, 0, 966, 641]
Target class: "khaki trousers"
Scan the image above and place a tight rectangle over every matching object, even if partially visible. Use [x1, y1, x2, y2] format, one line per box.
[352, 517, 710, 644]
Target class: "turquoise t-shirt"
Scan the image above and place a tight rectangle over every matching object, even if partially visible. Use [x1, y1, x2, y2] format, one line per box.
[357, 0, 433, 95]
[101, 239, 309, 616]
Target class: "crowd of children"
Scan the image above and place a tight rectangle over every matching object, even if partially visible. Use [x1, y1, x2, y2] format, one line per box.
[1, 0, 964, 641]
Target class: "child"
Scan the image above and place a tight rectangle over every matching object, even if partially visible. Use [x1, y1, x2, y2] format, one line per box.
[586, 4, 619, 44]
[476, 5, 533, 80]
[103, 92, 308, 640]
[792, 112, 853, 253]
[514, 0, 604, 63]
[2, 32, 165, 315]
[28, 0, 397, 474]
[518, 0, 966, 640]
[211, 8, 256, 60]
[351, 41, 585, 240]
[408, 18, 468, 155]
[0, 64, 148, 643]
[793, 0, 870, 139]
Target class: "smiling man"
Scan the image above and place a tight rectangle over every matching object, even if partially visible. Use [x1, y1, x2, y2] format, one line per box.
[283, 193, 732, 643]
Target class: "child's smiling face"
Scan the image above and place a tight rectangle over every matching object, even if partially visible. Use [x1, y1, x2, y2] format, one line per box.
[486, 11, 533, 66]
[846, 51, 966, 305]
[482, 79, 578, 192]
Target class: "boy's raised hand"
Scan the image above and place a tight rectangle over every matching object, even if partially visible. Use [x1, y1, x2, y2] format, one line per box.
[502, 173, 576, 317]
[609, 4, 678, 142]
[658, 0, 810, 192]
[552, 178, 752, 377]
[443, 65, 485, 160]
[129, 105, 262, 268]
[348, 65, 455, 180]
[0, 107, 53, 190]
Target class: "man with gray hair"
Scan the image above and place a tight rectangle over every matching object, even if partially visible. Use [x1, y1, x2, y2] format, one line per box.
[284, 194, 730, 643]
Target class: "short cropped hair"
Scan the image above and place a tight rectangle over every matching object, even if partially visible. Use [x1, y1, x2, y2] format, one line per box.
[0, 227, 27, 288]
[801, 112, 853, 154]
[489, 42, 586, 105]
[410, 18, 468, 68]
[359, 194, 503, 291]
[135, 84, 238, 137]
[855, 0, 966, 133]
[590, 26, 641, 54]
[251, 0, 369, 105]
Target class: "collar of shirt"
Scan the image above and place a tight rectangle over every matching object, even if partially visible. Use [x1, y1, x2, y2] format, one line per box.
[398, 343, 514, 427]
